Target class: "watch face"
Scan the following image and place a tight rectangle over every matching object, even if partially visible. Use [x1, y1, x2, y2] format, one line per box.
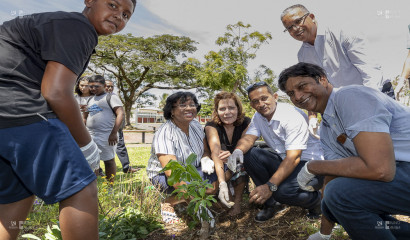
[268, 182, 277, 192]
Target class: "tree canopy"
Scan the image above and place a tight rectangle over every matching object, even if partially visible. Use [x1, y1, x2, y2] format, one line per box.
[192, 21, 276, 99]
[87, 33, 200, 127]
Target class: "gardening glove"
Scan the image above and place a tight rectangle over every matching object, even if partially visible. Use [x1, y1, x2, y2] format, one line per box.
[80, 139, 100, 171]
[201, 157, 214, 174]
[227, 149, 243, 172]
[218, 181, 235, 208]
[297, 163, 316, 192]
[307, 231, 331, 240]
[308, 117, 320, 140]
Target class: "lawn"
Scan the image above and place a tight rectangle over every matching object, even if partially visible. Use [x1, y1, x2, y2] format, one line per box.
[19, 146, 353, 239]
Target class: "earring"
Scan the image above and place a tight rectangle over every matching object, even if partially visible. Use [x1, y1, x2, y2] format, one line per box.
[312, 20, 315, 23]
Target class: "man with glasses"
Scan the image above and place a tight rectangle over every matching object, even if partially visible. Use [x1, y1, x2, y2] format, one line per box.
[105, 80, 139, 174]
[281, 4, 395, 98]
[230, 82, 324, 222]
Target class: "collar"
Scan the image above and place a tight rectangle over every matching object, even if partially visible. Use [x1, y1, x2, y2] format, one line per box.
[322, 88, 338, 122]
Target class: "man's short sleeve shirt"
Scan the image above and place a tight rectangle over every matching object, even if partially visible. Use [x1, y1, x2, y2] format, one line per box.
[246, 103, 323, 161]
[0, 12, 98, 128]
[321, 86, 410, 162]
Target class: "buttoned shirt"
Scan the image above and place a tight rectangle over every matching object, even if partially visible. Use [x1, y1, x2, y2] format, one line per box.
[298, 25, 386, 91]
[246, 103, 324, 161]
[321, 86, 410, 162]
[407, 24, 410, 49]
[146, 119, 205, 179]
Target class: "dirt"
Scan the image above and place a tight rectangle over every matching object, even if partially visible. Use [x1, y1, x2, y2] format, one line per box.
[147, 200, 410, 240]
[146, 201, 326, 240]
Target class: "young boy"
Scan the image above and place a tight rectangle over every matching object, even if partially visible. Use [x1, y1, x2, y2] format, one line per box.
[0, 0, 136, 239]
[84, 75, 125, 184]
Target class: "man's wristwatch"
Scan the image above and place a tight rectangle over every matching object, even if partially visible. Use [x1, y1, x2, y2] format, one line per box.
[266, 181, 278, 192]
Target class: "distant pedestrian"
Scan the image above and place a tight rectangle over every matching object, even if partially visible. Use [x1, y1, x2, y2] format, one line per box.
[105, 79, 139, 173]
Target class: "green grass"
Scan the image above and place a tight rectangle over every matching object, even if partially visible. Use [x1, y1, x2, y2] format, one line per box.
[20, 146, 164, 239]
[19, 146, 351, 239]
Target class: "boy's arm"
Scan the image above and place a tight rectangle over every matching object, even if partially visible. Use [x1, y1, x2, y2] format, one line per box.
[41, 61, 91, 147]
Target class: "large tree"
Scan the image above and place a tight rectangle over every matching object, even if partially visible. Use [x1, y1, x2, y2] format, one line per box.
[193, 21, 275, 99]
[87, 33, 199, 127]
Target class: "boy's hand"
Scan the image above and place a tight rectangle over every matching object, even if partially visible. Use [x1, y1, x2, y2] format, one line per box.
[80, 139, 100, 171]
[108, 132, 118, 146]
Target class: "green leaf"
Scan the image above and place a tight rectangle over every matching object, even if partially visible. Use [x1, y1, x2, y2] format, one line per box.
[186, 164, 201, 180]
[185, 153, 197, 166]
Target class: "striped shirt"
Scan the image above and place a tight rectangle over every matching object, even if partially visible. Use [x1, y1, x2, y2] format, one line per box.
[146, 119, 205, 179]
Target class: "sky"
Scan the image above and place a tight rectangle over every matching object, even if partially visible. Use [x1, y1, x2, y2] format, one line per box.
[1, 0, 409, 104]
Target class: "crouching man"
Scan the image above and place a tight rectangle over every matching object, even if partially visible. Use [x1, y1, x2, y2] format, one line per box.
[279, 62, 410, 240]
[231, 82, 324, 222]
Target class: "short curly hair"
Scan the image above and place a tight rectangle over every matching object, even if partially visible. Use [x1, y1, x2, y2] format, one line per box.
[163, 91, 201, 120]
[211, 91, 245, 126]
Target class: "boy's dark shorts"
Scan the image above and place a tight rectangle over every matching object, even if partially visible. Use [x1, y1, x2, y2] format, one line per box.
[0, 119, 97, 204]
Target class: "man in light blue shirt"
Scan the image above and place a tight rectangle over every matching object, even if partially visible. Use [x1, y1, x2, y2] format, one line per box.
[280, 4, 395, 98]
[278, 62, 410, 240]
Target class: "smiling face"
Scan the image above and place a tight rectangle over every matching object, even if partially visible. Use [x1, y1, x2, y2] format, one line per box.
[217, 99, 238, 126]
[281, 8, 317, 45]
[284, 76, 331, 114]
[171, 97, 198, 126]
[83, 0, 134, 36]
[89, 82, 106, 96]
[249, 86, 278, 121]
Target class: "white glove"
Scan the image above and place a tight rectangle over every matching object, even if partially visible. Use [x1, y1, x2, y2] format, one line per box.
[308, 117, 320, 140]
[80, 139, 100, 171]
[218, 182, 235, 208]
[201, 157, 214, 174]
[227, 149, 243, 172]
[307, 231, 331, 240]
[297, 163, 316, 192]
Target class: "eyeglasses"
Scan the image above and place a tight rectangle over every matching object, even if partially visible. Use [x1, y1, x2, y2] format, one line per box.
[89, 85, 102, 89]
[176, 103, 199, 109]
[283, 13, 310, 33]
[246, 81, 268, 93]
[106, 86, 114, 89]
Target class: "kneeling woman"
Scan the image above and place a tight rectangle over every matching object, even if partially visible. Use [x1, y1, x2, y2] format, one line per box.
[147, 92, 218, 205]
[205, 91, 250, 216]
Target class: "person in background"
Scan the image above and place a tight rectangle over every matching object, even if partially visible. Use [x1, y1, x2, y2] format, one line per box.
[84, 75, 125, 185]
[231, 82, 324, 223]
[75, 76, 92, 108]
[279, 62, 410, 240]
[205, 91, 251, 216]
[396, 24, 410, 101]
[0, 0, 136, 239]
[105, 79, 139, 173]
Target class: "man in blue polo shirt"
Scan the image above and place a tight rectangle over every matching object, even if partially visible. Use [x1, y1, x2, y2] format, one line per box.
[279, 62, 410, 240]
